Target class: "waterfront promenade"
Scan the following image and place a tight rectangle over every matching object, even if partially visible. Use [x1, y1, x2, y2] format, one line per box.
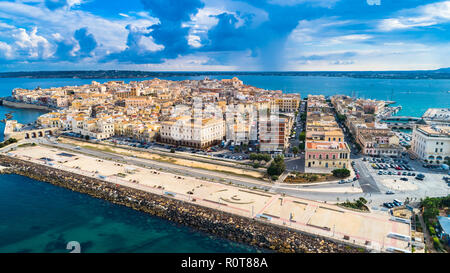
[1, 144, 411, 252]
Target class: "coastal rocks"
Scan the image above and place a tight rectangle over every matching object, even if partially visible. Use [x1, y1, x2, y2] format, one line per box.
[0, 155, 366, 253]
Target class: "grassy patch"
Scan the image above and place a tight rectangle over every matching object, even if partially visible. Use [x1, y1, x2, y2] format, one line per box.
[285, 172, 334, 183]
[338, 197, 369, 212]
[18, 143, 37, 148]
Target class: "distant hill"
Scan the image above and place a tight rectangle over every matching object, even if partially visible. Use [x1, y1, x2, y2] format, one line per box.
[436, 67, 450, 72]
[1, 69, 450, 79]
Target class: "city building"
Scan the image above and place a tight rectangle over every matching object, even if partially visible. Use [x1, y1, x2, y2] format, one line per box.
[411, 125, 450, 164]
[357, 131, 403, 157]
[160, 116, 225, 149]
[305, 141, 351, 170]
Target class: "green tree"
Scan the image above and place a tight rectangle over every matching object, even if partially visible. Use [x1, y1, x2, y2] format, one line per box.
[300, 113, 307, 121]
[0, 138, 18, 148]
[336, 114, 347, 123]
[299, 142, 305, 151]
[332, 168, 351, 178]
[267, 155, 285, 176]
[292, 146, 299, 156]
[299, 131, 306, 142]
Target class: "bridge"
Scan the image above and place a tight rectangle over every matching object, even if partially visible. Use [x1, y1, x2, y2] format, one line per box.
[4, 120, 59, 141]
[381, 116, 421, 122]
[379, 116, 422, 130]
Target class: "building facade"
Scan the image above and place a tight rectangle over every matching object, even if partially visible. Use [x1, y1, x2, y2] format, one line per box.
[411, 125, 450, 164]
[160, 116, 225, 149]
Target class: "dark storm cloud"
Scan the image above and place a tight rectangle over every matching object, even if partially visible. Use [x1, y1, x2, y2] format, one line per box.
[102, 0, 204, 63]
[102, 0, 309, 69]
[54, 27, 97, 60]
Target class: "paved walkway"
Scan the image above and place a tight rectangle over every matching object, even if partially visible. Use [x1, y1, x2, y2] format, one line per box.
[3, 144, 412, 253]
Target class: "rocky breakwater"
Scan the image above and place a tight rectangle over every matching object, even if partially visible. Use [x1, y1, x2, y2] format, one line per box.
[0, 155, 367, 253]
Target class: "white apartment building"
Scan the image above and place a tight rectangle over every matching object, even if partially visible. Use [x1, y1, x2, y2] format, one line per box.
[412, 125, 450, 164]
[160, 116, 225, 149]
[71, 117, 115, 140]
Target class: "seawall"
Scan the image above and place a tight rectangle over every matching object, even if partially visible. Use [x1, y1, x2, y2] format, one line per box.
[0, 99, 53, 111]
[0, 155, 366, 253]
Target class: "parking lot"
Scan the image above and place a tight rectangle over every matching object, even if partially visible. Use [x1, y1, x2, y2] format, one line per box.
[63, 133, 256, 162]
[358, 155, 450, 207]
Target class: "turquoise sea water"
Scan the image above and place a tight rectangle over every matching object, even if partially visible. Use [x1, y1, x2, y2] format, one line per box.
[0, 75, 449, 253]
[0, 174, 260, 253]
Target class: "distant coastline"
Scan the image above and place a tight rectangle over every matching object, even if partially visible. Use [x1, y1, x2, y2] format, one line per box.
[1, 69, 450, 80]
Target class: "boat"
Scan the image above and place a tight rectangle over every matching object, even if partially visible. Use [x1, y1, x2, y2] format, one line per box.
[0, 112, 13, 123]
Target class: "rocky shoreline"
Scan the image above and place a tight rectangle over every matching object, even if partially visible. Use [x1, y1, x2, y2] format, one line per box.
[0, 155, 367, 253]
[0, 99, 54, 111]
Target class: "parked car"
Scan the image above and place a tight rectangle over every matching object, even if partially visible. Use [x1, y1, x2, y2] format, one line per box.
[386, 190, 395, 195]
[416, 173, 425, 181]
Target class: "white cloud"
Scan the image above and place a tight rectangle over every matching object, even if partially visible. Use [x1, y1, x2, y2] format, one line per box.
[0, 41, 13, 59]
[138, 36, 164, 52]
[379, 1, 450, 31]
[287, 18, 364, 46]
[51, 33, 64, 41]
[13, 27, 53, 59]
[0, 1, 159, 56]
[367, 0, 381, 6]
[327, 34, 372, 45]
[268, 0, 340, 8]
[183, 7, 224, 48]
[0, 21, 15, 30]
[185, 0, 270, 48]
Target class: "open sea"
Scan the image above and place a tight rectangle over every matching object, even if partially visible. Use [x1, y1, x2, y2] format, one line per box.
[0, 75, 449, 253]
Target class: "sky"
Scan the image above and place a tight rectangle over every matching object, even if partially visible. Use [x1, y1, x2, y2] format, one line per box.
[0, 0, 449, 71]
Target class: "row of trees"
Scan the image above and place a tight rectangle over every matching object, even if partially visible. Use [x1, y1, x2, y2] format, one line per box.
[249, 153, 272, 162]
[0, 138, 18, 148]
[336, 113, 347, 123]
[421, 196, 450, 250]
[267, 155, 285, 179]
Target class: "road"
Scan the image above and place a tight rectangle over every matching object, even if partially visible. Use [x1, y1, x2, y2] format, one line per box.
[354, 159, 381, 193]
[33, 138, 368, 203]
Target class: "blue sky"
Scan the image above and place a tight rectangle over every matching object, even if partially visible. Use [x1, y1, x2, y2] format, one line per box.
[0, 0, 449, 71]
